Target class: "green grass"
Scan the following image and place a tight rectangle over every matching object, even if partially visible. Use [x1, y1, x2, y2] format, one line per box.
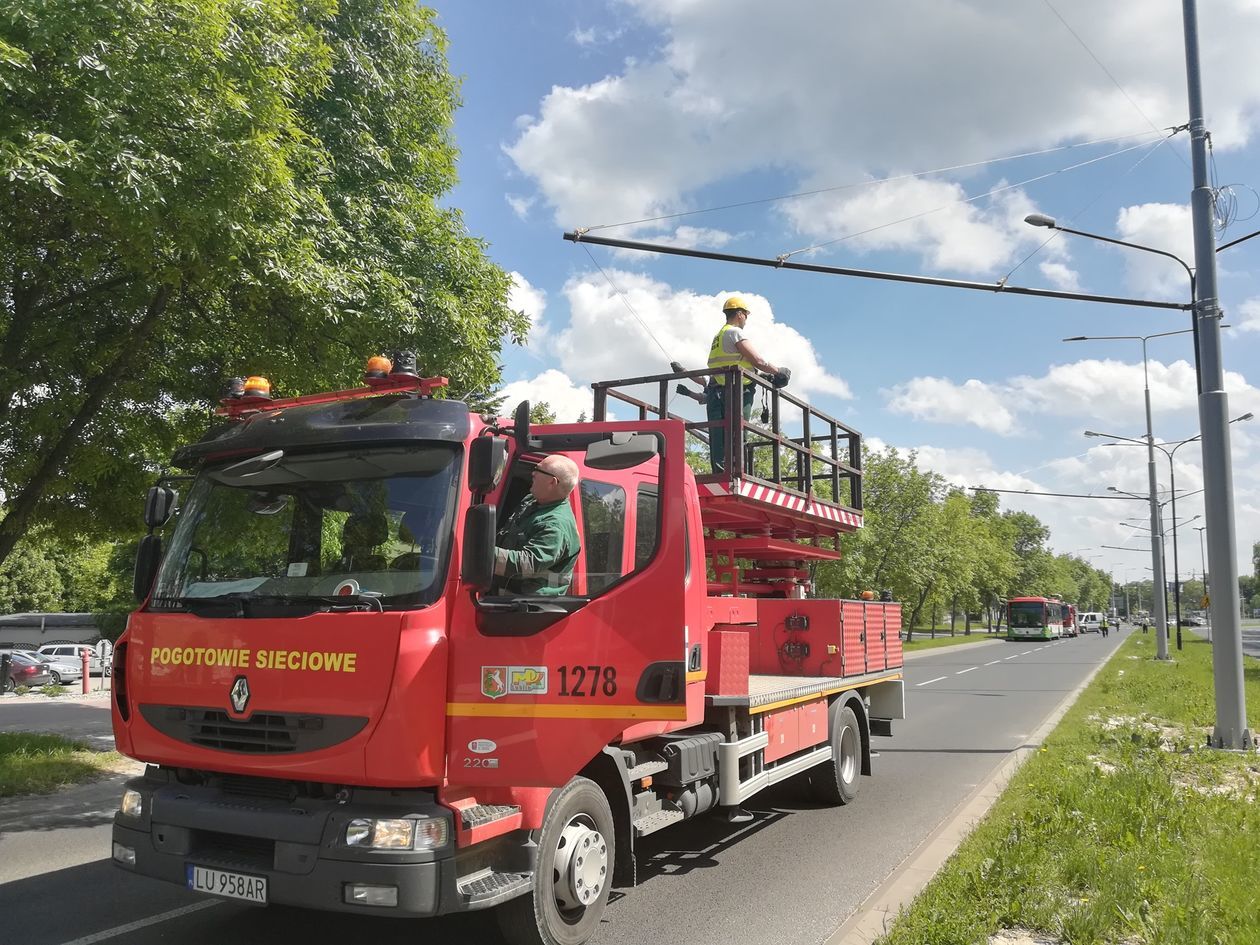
[0, 732, 120, 797]
[876, 631, 1260, 945]
[903, 631, 1004, 652]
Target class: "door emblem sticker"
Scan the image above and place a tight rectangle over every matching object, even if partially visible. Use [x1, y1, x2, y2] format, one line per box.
[508, 666, 548, 695]
[481, 666, 507, 699]
[468, 739, 497, 754]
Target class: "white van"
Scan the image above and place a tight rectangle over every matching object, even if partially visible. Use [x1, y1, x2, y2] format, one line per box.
[1078, 612, 1103, 633]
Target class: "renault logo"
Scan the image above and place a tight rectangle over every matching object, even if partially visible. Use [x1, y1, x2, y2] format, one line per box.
[229, 675, 251, 714]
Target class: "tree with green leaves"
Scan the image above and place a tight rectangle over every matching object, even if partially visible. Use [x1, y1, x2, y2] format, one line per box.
[0, 0, 525, 570]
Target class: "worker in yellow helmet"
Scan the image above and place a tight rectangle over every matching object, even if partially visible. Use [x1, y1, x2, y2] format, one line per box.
[705, 295, 780, 474]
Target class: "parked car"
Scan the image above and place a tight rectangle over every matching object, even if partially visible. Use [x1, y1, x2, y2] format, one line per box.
[36, 643, 110, 677]
[2, 650, 55, 692]
[1078, 612, 1103, 633]
[33, 652, 83, 686]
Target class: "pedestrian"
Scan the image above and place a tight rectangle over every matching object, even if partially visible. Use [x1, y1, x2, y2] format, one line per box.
[493, 454, 581, 596]
[705, 295, 780, 474]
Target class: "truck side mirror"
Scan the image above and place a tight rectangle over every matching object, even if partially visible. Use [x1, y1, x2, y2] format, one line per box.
[513, 400, 531, 452]
[134, 534, 163, 601]
[144, 486, 178, 528]
[468, 437, 507, 491]
[461, 504, 497, 591]
[585, 432, 658, 470]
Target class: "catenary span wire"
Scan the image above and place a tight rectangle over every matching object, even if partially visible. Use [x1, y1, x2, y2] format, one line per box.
[579, 129, 1167, 233]
[779, 136, 1167, 259]
[580, 243, 673, 363]
[1000, 132, 1175, 285]
[1041, 0, 1190, 172]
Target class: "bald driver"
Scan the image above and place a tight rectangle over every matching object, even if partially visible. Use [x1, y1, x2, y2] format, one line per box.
[493, 454, 581, 596]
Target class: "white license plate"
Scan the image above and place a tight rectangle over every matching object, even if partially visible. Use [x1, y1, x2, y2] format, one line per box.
[186, 864, 268, 903]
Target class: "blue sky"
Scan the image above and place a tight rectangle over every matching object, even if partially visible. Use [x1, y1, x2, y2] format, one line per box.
[431, 0, 1260, 589]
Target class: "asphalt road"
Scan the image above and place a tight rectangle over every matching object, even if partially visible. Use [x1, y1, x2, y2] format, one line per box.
[0, 631, 1124, 945]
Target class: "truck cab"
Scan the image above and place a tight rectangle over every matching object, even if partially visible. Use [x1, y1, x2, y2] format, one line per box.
[111, 358, 903, 945]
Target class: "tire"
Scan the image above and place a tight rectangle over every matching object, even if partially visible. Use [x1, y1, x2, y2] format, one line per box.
[497, 777, 614, 945]
[3, 677, 13, 694]
[810, 701, 862, 805]
[49, 671, 61, 686]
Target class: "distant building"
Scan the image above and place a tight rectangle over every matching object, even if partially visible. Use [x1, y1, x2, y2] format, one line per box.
[0, 613, 102, 650]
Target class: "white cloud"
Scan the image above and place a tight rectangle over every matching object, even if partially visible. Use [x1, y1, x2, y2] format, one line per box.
[1114, 203, 1195, 298]
[505, 194, 536, 220]
[550, 269, 851, 399]
[498, 369, 594, 422]
[881, 357, 1260, 437]
[885, 377, 1018, 434]
[506, 1, 1260, 272]
[508, 271, 548, 349]
[1238, 298, 1260, 333]
[1039, 261, 1081, 291]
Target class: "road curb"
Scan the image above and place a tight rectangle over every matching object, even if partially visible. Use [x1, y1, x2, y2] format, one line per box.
[826, 635, 1126, 945]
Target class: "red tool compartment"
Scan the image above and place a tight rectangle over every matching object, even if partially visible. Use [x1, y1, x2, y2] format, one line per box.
[753, 599, 904, 678]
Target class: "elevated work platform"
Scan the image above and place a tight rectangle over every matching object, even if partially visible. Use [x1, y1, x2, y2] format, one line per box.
[592, 367, 864, 597]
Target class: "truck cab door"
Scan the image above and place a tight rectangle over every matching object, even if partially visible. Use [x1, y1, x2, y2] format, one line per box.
[447, 420, 690, 787]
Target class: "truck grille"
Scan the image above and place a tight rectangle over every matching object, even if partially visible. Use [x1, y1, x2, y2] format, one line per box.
[139, 705, 368, 754]
[193, 829, 275, 871]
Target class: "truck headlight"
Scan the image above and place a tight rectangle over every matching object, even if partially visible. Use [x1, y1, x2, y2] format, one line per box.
[343, 817, 448, 850]
[120, 788, 143, 819]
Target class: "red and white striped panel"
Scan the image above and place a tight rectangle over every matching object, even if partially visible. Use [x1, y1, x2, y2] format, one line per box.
[699, 479, 863, 528]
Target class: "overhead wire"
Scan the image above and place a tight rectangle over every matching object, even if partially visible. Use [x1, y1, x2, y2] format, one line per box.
[1041, 0, 1190, 171]
[1000, 131, 1175, 285]
[579, 243, 674, 364]
[779, 136, 1170, 260]
[578, 128, 1169, 234]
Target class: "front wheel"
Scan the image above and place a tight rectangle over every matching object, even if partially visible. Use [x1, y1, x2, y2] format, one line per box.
[49, 671, 61, 686]
[497, 776, 615, 945]
[810, 702, 862, 805]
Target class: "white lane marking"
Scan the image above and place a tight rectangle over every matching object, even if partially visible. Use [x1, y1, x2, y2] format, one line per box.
[57, 901, 221, 945]
[1021, 650, 1035, 656]
[916, 676, 948, 687]
[984, 660, 1001, 666]
[955, 666, 978, 675]
[1004, 655, 1019, 661]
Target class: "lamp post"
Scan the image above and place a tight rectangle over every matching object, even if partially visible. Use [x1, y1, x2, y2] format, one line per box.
[1063, 330, 1198, 660]
[1088, 412, 1252, 650]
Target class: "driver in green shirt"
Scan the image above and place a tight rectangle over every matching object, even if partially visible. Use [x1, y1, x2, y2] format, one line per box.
[493, 454, 581, 596]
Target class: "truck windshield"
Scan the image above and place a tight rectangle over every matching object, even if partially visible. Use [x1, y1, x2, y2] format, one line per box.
[1008, 602, 1047, 629]
[151, 445, 461, 611]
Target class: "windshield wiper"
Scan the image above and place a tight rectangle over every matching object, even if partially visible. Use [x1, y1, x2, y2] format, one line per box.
[174, 592, 384, 616]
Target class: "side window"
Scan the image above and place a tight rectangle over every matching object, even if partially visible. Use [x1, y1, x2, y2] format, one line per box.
[580, 480, 626, 595]
[634, 485, 659, 571]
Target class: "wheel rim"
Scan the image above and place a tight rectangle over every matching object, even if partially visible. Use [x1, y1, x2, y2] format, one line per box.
[551, 814, 608, 912]
[50, 673, 60, 685]
[839, 724, 859, 784]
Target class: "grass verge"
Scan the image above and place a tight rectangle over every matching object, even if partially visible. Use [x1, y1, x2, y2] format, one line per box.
[876, 630, 1260, 945]
[0, 732, 121, 797]
[903, 632, 1004, 652]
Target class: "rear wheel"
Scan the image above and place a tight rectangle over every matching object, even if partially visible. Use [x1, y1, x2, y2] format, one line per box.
[497, 776, 614, 945]
[810, 701, 862, 805]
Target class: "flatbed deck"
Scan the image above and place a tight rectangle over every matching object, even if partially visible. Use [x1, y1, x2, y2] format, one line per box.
[708, 669, 904, 711]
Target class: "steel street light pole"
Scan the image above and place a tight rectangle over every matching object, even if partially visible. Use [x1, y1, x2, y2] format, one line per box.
[1182, 0, 1250, 749]
[1067, 330, 1197, 659]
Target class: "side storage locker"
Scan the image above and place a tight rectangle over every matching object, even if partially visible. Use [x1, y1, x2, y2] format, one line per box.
[883, 603, 904, 668]
[840, 601, 867, 675]
[863, 602, 887, 672]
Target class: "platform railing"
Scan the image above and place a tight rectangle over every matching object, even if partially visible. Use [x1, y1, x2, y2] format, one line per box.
[591, 367, 862, 514]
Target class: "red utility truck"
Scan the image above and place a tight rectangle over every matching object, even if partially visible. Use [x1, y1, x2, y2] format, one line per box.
[111, 358, 904, 945]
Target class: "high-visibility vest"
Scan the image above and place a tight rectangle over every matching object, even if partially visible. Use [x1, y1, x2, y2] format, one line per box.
[707, 323, 756, 383]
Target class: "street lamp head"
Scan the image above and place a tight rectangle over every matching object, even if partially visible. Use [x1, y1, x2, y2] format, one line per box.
[1062, 335, 1089, 342]
[1025, 213, 1057, 229]
[1084, 430, 1102, 438]
[1107, 486, 1120, 492]
[1239, 412, 1255, 422]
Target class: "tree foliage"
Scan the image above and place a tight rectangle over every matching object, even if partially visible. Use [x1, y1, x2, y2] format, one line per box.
[0, 0, 526, 568]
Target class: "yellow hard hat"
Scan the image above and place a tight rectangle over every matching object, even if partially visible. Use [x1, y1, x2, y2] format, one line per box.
[722, 295, 750, 313]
